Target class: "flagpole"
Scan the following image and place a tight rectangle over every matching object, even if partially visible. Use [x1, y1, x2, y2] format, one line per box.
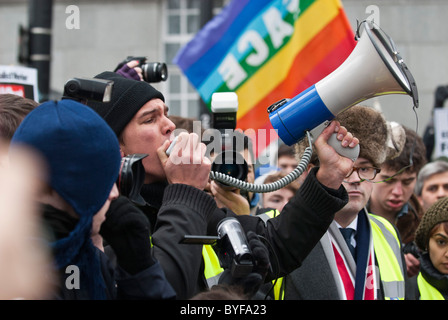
[198, 0, 214, 130]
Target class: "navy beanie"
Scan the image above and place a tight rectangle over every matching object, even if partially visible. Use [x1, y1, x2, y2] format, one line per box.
[11, 99, 122, 299]
[86, 71, 165, 137]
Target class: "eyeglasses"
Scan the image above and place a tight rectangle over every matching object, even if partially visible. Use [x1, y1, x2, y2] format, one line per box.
[345, 166, 381, 182]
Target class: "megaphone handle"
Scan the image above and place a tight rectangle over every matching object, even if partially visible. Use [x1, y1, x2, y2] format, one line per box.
[309, 122, 359, 162]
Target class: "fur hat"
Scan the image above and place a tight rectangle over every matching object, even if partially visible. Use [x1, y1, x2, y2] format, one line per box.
[386, 121, 406, 161]
[294, 106, 405, 168]
[334, 106, 389, 167]
[86, 71, 165, 137]
[415, 197, 448, 251]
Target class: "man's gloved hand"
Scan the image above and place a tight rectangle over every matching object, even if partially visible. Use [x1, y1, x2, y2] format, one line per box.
[99, 196, 155, 275]
[218, 231, 270, 298]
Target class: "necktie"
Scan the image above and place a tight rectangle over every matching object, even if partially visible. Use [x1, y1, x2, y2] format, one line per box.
[339, 227, 356, 259]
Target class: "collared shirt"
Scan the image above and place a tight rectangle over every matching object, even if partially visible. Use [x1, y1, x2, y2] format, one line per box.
[335, 216, 358, 248]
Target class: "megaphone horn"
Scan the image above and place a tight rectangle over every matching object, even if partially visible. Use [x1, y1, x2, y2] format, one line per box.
[268, 20, 418, 149]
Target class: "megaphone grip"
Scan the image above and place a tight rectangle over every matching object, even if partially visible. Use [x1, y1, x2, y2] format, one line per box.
[327, 133, 359, 162]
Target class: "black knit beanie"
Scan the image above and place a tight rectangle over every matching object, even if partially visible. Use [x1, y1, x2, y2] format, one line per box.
[86, 71, 165, 137]
[415, 197, 448, 251]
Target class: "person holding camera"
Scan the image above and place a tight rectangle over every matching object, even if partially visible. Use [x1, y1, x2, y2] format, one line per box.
[9, 99, 176, 300]
[206, 130, 260, 216]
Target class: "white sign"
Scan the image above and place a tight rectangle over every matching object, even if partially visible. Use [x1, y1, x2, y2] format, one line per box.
[433, 108, 448, 158]
[0, 65, 39, 101]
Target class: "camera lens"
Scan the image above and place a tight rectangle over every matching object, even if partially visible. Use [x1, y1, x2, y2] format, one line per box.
[219, 163, 241, 177]
[211, 150, 248, 189]
[64, 79, 81, 95]
[142, 62, 168, 83]
[117, 153, 148, 206]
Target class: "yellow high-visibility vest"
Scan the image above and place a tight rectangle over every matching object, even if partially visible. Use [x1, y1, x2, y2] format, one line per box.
[417, 273, 445, 300]
[269, 212, 405, 300]
[202, 244, 224, 288]
[369, 214, 405, 300]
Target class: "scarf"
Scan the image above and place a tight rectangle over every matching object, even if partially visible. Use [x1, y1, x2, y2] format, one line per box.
[321, 210, 378, 300]
[42, 204, 106, 300]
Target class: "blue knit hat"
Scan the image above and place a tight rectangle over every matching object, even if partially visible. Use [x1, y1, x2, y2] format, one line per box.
[11, 99, 122, 299]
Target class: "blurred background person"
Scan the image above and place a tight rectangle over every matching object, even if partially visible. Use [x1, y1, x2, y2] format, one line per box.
[207, 130, 260, 216]
[0, 94, 38, 167]
[414, 197, 448, 299]
[415, 160, 448, 212]
[0, 94, 38, 142]
[276, 144, 298, 174]
[0, 140, 54, 299]
[261, 170, 301, 212]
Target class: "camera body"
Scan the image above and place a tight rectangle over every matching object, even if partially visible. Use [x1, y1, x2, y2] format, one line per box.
[63, 77, 113, 103]
[217, 218, 254, 278]
[181, 217, 254, 279]
[117, 153, 148, 206]
[115, 56, 168, 83]
[208, 92, 248, 190]
[403, 241, 422, 259]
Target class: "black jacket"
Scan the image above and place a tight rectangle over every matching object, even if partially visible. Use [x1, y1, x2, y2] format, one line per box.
[138, 182, 218, 299]
[138, 167, 348, 298]
[208, 167, 348, 280]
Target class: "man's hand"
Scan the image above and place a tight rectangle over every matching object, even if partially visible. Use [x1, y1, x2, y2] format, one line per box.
[157, 132, 211, 190]
[315, 120, 359, 189]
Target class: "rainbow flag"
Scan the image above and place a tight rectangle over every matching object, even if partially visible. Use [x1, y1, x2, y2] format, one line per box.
[173, 0, 356, 158]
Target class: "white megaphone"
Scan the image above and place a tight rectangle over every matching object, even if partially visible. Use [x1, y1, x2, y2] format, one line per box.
[268, 20, 418, 158]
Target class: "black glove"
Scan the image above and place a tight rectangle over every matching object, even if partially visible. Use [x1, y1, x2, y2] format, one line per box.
[218, 231, 270, 298]
[100, 196, 155, 275]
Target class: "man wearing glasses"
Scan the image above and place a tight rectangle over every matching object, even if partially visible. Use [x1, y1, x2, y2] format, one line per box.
[281, 106, 409, 300]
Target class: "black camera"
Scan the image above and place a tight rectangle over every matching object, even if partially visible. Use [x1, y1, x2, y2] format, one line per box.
[180, 217, 254, 279]
[115, 56, 168, 83]
[216, 217, 254, 278]
[63, 78, 148, 205]
[403, 241, 422, 259]
[63, 77, 114, 103]
[207, 92, 248, 190]
[118, 153, 148, 206]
